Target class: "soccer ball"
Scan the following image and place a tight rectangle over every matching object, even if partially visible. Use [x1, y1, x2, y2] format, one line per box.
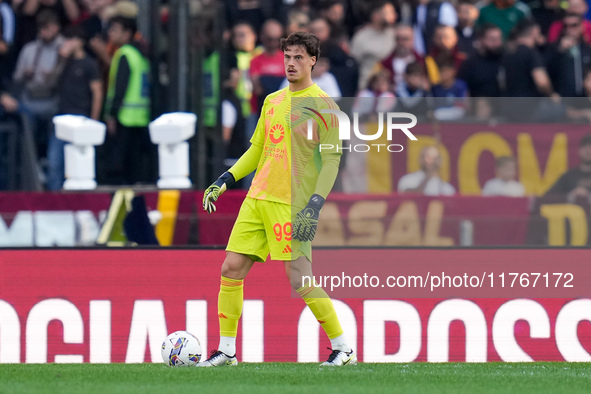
[161, 331, 202, 367]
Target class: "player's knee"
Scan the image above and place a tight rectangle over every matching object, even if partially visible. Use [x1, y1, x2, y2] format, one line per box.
[288, 263, 309, 290]
[289, 274, 303, 290]
[221, 253, 251, 279]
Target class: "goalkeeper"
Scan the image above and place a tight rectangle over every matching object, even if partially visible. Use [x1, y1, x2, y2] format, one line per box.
[199, 31, 356, 367]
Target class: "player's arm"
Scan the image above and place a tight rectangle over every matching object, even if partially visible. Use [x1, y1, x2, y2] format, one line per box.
[202, 144, 262, 213]
[292, 104, 342, 241]
[202, 100, 266, 213]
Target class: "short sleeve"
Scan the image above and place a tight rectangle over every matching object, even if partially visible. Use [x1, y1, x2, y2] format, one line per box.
[439, 2, 458, 27]
[442, 182, 456, 195]
[398, 173, 413, 192]
[529, 47, 544, 71]
[249, 55, 261, 77]
[87, 58, 100, 81]
[221, 100, 237, 129]
[482, 179, 494, 196]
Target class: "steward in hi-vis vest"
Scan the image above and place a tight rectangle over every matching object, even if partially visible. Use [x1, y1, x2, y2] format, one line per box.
[99, 16, 155, 185]
[106, 43, 150, 127]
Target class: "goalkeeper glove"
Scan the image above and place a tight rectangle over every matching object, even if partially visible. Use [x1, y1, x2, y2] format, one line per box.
[203, 172, 236, 214]
[292, 194, 325, 242]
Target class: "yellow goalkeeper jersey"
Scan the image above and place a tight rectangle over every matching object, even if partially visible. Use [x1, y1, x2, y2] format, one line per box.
[247, 83, 341, 209]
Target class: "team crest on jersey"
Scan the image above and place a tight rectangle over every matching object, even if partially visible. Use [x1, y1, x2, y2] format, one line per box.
[269, 124, 285, 144]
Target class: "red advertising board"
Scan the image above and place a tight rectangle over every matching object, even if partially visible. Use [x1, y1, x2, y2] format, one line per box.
[0, 249, 590, 364]
[0, 191, 193, 247]
[198, 192, 531, 246]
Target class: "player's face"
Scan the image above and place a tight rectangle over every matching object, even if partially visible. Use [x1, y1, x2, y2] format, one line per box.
[395, 27, 413, 52]
[584, 72, 591, 95]
[497, 161, 516, 181]
[284, 45, 316, 83]
[421, 147, 441, 172]
[481, 29, 503, 52]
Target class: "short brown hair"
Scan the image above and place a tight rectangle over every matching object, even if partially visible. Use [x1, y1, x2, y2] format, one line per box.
[580, 133, 591, 147]
[496, 156, 515, 168]
[405, 62, 424, 76]
[280, 31, 320, 61]
[36, 10, 60, 28]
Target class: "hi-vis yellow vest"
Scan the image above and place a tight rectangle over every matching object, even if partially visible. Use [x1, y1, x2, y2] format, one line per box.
[106, 44, 150, 127]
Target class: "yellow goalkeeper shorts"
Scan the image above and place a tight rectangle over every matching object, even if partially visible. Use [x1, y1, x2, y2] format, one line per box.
[226, 197, 311, 262]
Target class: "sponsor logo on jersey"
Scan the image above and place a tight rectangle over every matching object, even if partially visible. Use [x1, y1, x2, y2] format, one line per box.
[269, 124, 285, 144]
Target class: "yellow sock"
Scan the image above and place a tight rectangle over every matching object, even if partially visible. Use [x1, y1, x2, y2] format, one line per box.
[218, 276, 244, 337]
[297, 284, 344, 339]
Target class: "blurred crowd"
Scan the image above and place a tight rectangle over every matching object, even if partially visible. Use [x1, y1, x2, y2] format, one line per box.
[2, 0, 591, 191]
[0, 0, 153, 190]
[211, 0, 591, 129]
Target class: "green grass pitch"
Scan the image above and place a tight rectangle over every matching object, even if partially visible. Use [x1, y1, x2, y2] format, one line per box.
[2, 363, 590, 394]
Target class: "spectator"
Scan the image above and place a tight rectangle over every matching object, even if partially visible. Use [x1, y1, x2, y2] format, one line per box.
[0, 42, 21, 118]
[425, 25, 465, 85]
[221, 69, 246, 175]
[231, 21, 259, 137]
[546, 12, 591, 98]
[482, 156, 526, 197]
[249, 19, 284, 114]
[548, 0, 591, 44]
[13, 0, 80, 49]
[350, 0, 397, 89]
[317, 0, 347, 39]
[380, 23, 423, 88]
[104, 2, 146, 68]
[342, 71, 397, 193]
[311, 58, 341, 97]
[476, 0, 530, 40]
[286, 0, 315, 17]
[459, 24, 503, 97]
[101, 16, 153, 185]
[225, 0, 273, 34]
[395, 61, 430, 115]
[0, 0, 16, 85]
[499, 20, 555, 98]
[456, 0, 479, 56]
[13, 10, 64, 156]
[46, 26, 102, 191]
[79, 0, 113, 40]
[411, 0, 458, 56]
[398, 145, 456, 195]
[0, 90, 19, 117]
[546, 133, 591, 201]
[354, 71, 397, 117]
[286, 10, 310, 35]
[532, 0, 563, 37]
[279, 57, 342, 97]
[201, 28, 239, 130]
[431, 58, 468, 120]
[310, 18, 359, 97]
[566, 67, 591, 122]
[0, 76, 20, 190]
[79, 0, 114, 72]
[309, 17, 359, 97]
